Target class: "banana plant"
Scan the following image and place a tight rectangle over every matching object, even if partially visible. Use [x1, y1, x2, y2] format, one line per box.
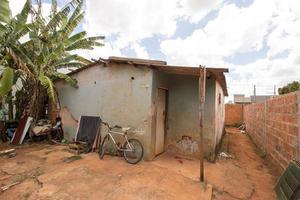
[1, 0, 104, 120]
[0, 0, 31, 98]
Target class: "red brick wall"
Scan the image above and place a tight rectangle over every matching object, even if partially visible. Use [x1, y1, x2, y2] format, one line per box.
[225, 104, 243, 126]
[244, 92, 300, 173]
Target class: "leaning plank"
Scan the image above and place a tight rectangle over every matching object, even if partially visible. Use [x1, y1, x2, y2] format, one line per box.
[19, 117, 33, 144]
[11, 116, 28, 144]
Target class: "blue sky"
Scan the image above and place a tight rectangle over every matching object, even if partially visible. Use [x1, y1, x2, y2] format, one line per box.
[9, 0, 300, 100]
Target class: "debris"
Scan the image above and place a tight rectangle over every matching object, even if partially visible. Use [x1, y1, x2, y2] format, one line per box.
[30, 119, 52, 136]
[0, 148, 15, 155]
[0, 182, 20, 192]
[61, 139, 67, 143]
[176, 135, 199, 155]
[238, 123, 246, 131]
[177, 159, 183, 164]
[68, 141, 89, 154]
[0, 149, 16, 158]
[63, 155, 82, 163]
[218, 152, 234, 160]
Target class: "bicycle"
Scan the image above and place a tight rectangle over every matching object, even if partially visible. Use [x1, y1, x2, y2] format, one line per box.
[98, 122, 144, 164]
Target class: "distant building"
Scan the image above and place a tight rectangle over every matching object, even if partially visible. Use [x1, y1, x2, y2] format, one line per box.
[234, 94, 251, 104]
[250, 95, 273, 103]
[234, 94, 274, 104]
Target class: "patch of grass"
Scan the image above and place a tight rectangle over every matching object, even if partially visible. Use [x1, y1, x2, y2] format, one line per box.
[63, 155, 82, 163]
[255, 148, 267, 158]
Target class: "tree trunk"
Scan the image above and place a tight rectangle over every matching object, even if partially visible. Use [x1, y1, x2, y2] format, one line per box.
[30, 83, 48, 121]
[7, 91, 14, 120]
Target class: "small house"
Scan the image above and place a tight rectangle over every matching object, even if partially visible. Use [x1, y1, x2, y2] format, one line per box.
[54, 57, 228, 160]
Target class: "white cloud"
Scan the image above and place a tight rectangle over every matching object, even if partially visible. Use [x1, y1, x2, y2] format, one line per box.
[160, 0, 300, 98]
[84, 0, 222, 50]
[9, 0, 26, 17]
[179, 0, 222, 23]
[73, 42, 123, 60]
[266, 1, 300, 59]
[227, 54, 300, 100]
[9, 0, 52, 19]
[161, 1, 275, 66]
[131, 43, 149, 59]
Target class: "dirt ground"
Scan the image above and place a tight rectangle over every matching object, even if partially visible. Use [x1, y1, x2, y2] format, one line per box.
[0, 127, 276, 200]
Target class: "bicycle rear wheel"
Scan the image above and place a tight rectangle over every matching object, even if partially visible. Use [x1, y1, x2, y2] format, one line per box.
[98, 134, 109, 159]
[123, 139, 144, 164]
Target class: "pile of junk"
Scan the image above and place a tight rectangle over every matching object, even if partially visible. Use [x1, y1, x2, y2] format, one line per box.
[0, 109, 102, 156]
[0, 116, 64, 146]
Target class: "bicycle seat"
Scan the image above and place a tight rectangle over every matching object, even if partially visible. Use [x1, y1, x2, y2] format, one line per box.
[122, 127, 131, 132]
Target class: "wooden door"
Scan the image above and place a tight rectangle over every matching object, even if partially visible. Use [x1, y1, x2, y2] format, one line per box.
[155, 88, 167, 155]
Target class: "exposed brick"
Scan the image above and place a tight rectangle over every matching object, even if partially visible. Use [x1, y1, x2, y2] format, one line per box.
[225, 104, 243, 125]
[244, 92, 300, 174]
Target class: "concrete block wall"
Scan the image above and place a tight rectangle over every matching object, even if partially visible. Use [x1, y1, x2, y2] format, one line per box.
[243, 92, 300, 173]
[225, 104, 244, 126]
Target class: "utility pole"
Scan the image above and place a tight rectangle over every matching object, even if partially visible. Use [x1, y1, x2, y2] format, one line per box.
[274, 85, 276, 95]
[199, 66, 206, 182]
[253, 85, 256, 103]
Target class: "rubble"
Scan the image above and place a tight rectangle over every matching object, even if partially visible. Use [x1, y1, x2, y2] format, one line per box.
[218, 152, 234, 160]
[0, 149, 16, 158]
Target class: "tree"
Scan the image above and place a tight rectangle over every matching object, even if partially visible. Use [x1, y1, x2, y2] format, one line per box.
[0, 0, 104, 120]
[0, 0, 31, 119]
[278, 81, 300, 95]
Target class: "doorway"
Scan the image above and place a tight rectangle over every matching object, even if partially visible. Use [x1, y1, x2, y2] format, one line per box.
[155, 88, 167, 155]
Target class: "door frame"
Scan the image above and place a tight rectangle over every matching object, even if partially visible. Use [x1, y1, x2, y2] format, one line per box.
[154, 87, 168, 156]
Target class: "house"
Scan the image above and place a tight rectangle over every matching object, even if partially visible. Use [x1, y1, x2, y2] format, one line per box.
[250, 95, 274, 103]
[53, 57, 228, 160]
[234, 94, 274, 104]
[234, 94, 251, 104]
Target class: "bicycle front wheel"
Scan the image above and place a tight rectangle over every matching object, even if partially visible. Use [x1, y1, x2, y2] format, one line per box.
[123, 139, 144, 164]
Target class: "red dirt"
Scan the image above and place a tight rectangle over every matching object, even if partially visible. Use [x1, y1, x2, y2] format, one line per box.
[209, 127, 276, 199]
[0, 127, 276, 199]
[0, 144, 211, 200]
[152, 127, 277, 200]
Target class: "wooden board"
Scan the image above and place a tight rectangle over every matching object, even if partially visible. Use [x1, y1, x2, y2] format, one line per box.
[75, 116, 101, 152]
[19, 117, 33, 144]
[11, 116, 28, 145]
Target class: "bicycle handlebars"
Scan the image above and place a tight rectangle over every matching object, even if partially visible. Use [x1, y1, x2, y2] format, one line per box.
[101, 121, 122, 130]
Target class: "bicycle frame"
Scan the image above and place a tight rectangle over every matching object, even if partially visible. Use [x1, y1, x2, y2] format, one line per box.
[106, 129, 135, 152]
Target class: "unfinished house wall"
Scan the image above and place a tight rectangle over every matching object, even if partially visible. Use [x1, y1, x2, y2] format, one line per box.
[225, 104, 244, 126]
[244, 92, 300, 173]
[55, 63, 154, 159]
[214, 80, 225, 153]
[162, 74, 216, 158]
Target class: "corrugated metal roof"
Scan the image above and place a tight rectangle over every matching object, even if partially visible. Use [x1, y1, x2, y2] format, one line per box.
[67, 56, 229, 96]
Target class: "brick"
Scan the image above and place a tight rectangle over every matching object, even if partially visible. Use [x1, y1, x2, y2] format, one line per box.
[244, 92, 300, 174]
[225, 104, 243, 125]
[288, 126, 298, 136]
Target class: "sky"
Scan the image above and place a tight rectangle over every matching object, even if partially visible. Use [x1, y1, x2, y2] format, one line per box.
[9, 0, 300, 101]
